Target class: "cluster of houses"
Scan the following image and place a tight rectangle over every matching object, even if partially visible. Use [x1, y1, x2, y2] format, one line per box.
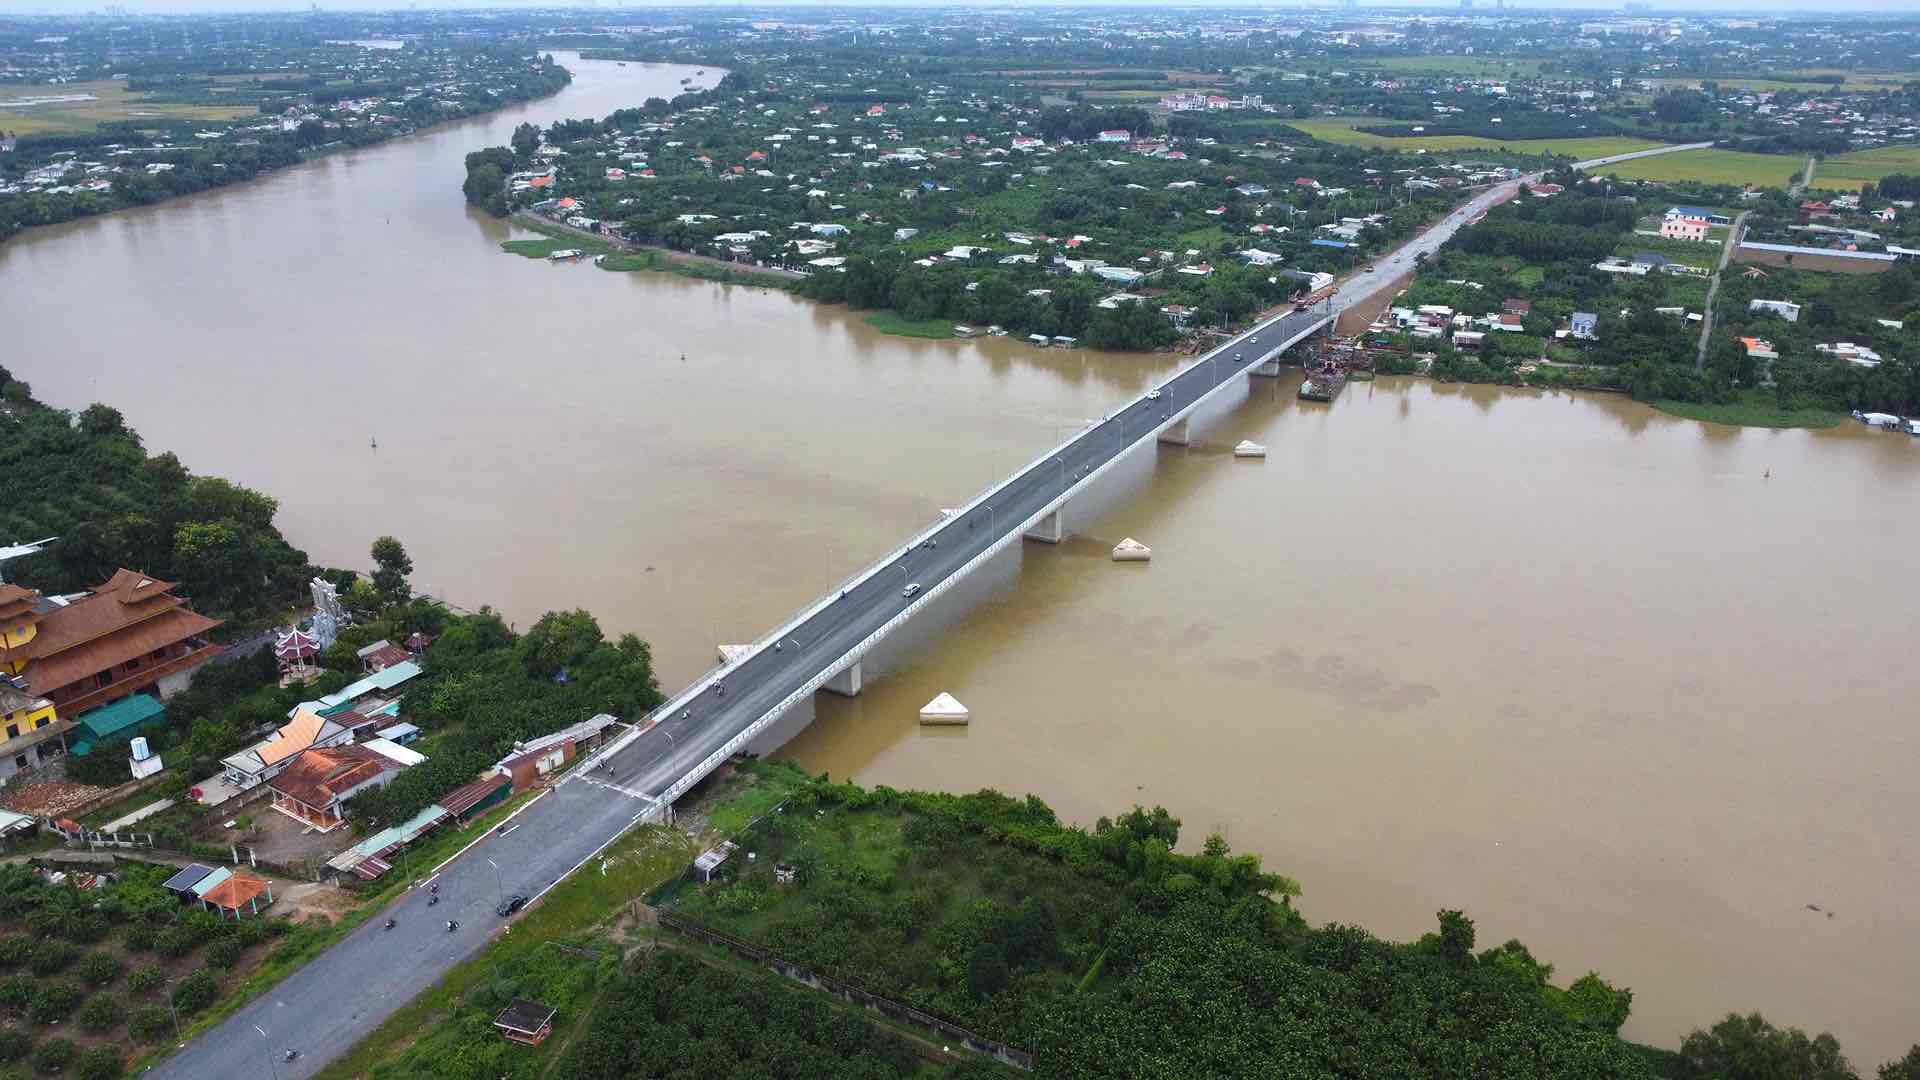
[1381, 297, 1583, 347]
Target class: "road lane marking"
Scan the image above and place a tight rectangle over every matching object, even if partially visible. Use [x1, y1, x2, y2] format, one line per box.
[431, 787, 550, 875]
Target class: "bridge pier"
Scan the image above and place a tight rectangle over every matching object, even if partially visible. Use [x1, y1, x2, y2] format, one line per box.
[1250, 355, 1285, 377]
[821, 661, 863, 697]
[1023, 508, 1065, 544]
[1156, 416, 1191, 447]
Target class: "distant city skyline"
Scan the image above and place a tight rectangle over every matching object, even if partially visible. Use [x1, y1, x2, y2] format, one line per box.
[5, 0, 1920, 15]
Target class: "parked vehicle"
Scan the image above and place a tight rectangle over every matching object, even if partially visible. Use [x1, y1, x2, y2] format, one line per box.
[497, 894, 529, 917]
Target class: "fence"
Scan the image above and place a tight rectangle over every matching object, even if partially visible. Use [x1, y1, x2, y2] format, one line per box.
[656, 912, 1034, 1072]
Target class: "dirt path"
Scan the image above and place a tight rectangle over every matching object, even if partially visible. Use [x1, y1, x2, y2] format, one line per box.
[1696, 209, 1752, 371]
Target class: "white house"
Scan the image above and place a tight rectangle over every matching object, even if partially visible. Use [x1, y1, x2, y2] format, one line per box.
[1749, 299, 1802, 323]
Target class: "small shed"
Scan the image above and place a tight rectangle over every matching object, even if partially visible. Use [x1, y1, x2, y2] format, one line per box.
[70, 694, 165, 756]
[160, 863, 217, 900]
[494, 999, 557, 1046]
[198, 873, 274, 919]
[693, 841, 739, 883]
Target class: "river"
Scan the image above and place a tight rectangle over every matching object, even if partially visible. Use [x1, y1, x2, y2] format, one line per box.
[4, 54, 1917, 1065]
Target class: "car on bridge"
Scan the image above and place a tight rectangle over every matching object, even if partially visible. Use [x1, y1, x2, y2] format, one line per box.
[902, 583, 922, 598]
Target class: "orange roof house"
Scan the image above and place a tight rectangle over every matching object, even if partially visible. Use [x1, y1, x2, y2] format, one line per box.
[268, 744, 401, 832]
[1, 570, 222, 715]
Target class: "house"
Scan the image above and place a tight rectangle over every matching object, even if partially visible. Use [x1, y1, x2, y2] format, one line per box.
[1570, 312, 1599, 339]
[1739, 337, 1779, 360]
[269, 744, 403, 832]
[1631, 252, 1670, 270]
[893, 227, 918, 241]
[1453, 330, 1486, 351]
[1095, 129, 1131, 143]
[1092, 266, 1145, 286]
[1491, 313, 1525, 332]
[493, 713, 619, 791]
[0, 679, 62, 784]
[495, 1000, 558, 1046]
[1815, 342, 1883, 367]
[1749, 299, 1801, 323]
[1660, 215, 1710, 242]
[808, 223, 848, 237]
[355, 639, 412, 674]
[1502, 298, 1531, 316]
[218, 704, 355, 793]
[0, 570, 222, 716]
[1234, 183, 1269, 198]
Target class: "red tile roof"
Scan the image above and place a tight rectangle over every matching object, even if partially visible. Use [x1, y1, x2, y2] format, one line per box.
[270, 745, 397, 810]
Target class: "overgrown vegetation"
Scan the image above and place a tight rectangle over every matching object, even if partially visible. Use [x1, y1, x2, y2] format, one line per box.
[0, 371, 311, 622]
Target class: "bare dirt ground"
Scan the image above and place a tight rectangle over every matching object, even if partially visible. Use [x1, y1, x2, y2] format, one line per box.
[1, 777, 112, 819]
[277, 881, 362, 925]
[1336, 270, 1414, 335]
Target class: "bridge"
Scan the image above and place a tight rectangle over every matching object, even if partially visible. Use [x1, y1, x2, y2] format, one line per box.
[155, 171, 1541, 1079]
[586, 303, 1333, 808]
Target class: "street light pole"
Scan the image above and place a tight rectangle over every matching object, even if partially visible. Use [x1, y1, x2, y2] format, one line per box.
[486, 858, 505, 912]
[254, 1024, 280, 1080]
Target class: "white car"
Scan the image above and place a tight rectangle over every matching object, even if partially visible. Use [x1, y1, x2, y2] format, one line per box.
[1145, 389, 1162, 400]
[902, 583, 922, 598]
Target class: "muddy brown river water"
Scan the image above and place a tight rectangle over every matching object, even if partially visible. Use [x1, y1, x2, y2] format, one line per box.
[4, 54, 1916, 1065]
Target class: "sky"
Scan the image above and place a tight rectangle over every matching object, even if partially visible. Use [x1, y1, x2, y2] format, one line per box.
[4, 0, 1918, 16]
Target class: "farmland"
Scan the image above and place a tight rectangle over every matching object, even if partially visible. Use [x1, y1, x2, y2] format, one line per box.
[1285, 117, 1660, 159]
[0, 80, 257, 136]
[1352, 55, 1551, 78]
[1818, 144, 1920, 188]
[1590, 147, 1807, 188]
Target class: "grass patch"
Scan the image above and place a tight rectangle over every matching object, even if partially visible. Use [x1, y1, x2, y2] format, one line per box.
[500, 236, 609, 259]
[1819, 143, 1920, 188]
[599, 247, 797, 288]
[1653, 390, 1845, 429]
[0, 79, 255, 135]
[1353, 55, 1549, 78]
[1594, 148, 1805, 189]
[1282, 118, 1660, 160]
[862, 311, 956, 340]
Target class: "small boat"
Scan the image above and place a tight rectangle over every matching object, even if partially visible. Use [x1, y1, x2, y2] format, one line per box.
[697, 69, 705, 75]
[1854, 410, 1901, 429]
[548, 248, 583, 261]
[680, 77, 692, 85]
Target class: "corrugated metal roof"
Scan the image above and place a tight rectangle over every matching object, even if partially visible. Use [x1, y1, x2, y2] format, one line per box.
[188, 866, 232, 898]
[161, 863, 216, 893]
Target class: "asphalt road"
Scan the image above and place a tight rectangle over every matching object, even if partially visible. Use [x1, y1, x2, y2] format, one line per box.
[159, 166, 1572, 1079]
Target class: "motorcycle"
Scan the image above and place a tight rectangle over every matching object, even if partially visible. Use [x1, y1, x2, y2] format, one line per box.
[446, 920, 459, 932]
[383, 918, 396, 931]
[284, 1049, 299, 1062]
[428, 894, 439, 907]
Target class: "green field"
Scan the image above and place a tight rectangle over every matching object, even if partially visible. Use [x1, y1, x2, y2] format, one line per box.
[0, 79, 256, 135]
[1354, 55, 1549, 78]
[862, 311, 955, 339]
[1592, 148, 1805, 188]
[1818, 144, 1920, 188]
[1284, 118, 1659, 159]
[1653, 390, 1845, 429]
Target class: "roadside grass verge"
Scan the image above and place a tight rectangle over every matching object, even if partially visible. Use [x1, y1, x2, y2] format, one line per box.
[863, 311, 955, 339]
[1653, 390, 1845, 429]
[129, 790, 542, 1072]
[314, 822, 695, 1080]
[313, 762, 810, 1079]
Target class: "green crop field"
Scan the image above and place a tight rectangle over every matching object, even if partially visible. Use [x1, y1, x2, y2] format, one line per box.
[0, 79, 256, 135]
[1593, 148, 1805, 188]
[1353, 55, 1550, 78]
[1285, 117, 1660, 160]
[1818, 144, 1920, 188]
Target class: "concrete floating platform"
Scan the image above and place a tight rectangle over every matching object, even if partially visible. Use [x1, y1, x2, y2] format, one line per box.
[1233, 440, 1267, 459]
[919, 692, 969, 725]
[1111, 537, 1152, 562]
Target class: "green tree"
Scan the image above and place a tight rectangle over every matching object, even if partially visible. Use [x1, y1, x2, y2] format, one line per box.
[1679, 1013, 1856, 1080]
[1436, 909, 1475, 966]
[518, 609, 604, 678]
[370, 535, 414, 605]
[1880, 1046, 1920, 1080]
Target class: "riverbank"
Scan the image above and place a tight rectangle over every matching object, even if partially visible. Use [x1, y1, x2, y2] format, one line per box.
[1651, 390, 1846, 429]
[507, 213, 802, 289]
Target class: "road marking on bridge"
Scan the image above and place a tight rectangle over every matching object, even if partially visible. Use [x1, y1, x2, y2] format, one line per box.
[579, 775, 658, 803]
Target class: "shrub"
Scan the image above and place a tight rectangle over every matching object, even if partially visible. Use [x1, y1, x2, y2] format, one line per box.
[27, 1038, 72, 1075]
[74, 1046, 120, 1080]
[117, 927, 153, 954]
[73, 954, 119, 990]
[26, 943, 74, 977]
[152, 928, 195, 959]
[0, 978, 29, 1014]
[170, 970, 217, 1015]
[204, 939, 243, 970]
[61, 916, 109, 946]
[26, 984, 81, 1026]
[0, 1030, 27, 1063]
[231, 921, 266, 948]
[0, 940, 29, 971]
[123, 967, 162, 996]
[127, 1007, 171, 1044]
[74, 996, 117, 1034]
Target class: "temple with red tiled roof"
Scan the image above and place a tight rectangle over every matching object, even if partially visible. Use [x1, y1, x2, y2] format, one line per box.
[0, 569, 223, 715]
